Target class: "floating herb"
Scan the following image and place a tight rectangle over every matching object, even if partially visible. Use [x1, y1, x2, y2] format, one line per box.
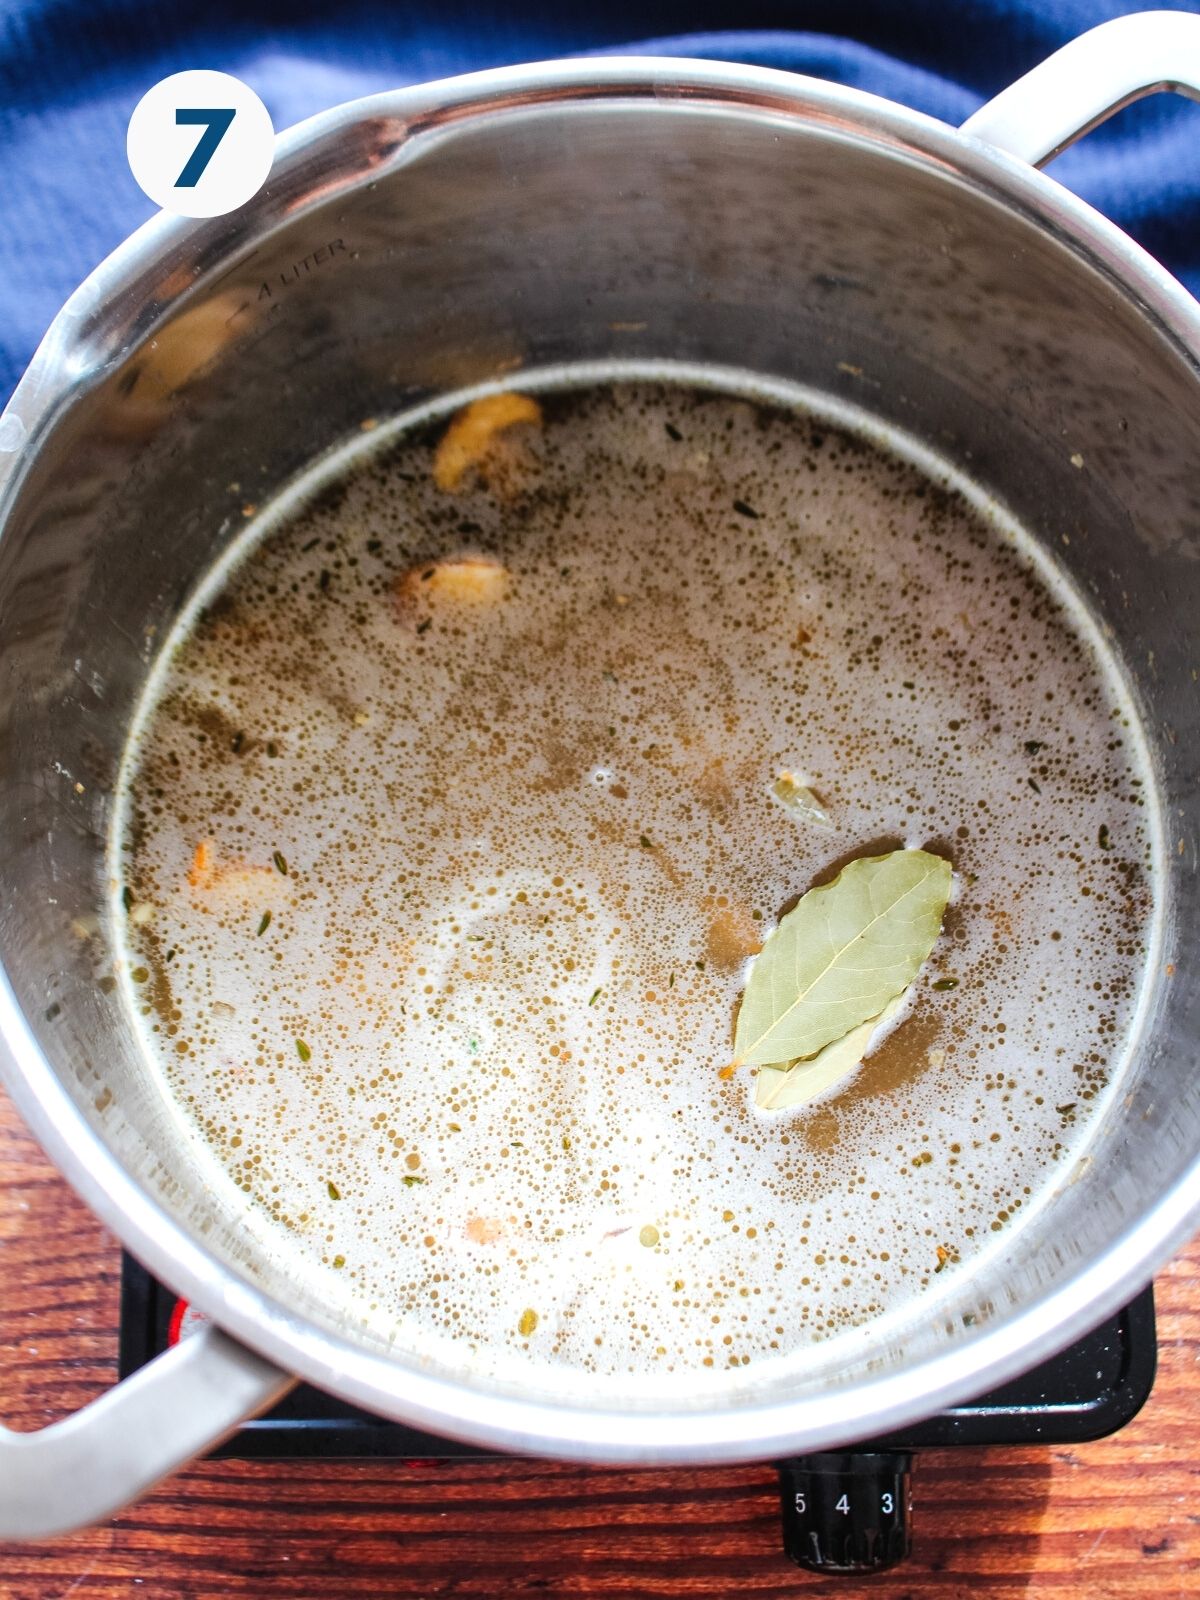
[517, 1308, 538, 1337]
[296, 1038, 311, 1062]
[402, 1174, 425, 1187]
[327, 1180, 341, 1200]
[121, 886, 134, 913]
[1027, 777, 1042, 795]
[589, 987, 602, 1007]
[416, 618, 432, 635]
[231, 731, 245, 754]
[668, 972, 675, 988]
[256, 910, 272, 936]
[639, 834, 653, 850]
[731, 849, 951, 1073]
[732, 498, 760, 519]
[1098, 824, 1112, 851]
[1024, 740, 1044, 755]
[273, 850, 289, 876]
[932, 977, 959, 992]
[755, 991, 905, 1110]
[665, 422, 682, 441]
[331, 1253, 345, 1269]
[466, 933, 484, 942]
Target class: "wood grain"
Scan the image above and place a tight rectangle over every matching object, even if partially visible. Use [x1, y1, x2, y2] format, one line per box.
[1, 1084, 1197, 1600]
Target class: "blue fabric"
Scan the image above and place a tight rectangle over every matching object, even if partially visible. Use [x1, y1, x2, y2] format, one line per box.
[1, 0, 1198, 403]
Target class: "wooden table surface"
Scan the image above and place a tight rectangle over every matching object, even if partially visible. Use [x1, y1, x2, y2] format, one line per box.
[2, 1085, 1197, 1600]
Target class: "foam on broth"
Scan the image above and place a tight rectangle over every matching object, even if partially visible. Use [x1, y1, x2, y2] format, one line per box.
[113, 373, 1157, 1395]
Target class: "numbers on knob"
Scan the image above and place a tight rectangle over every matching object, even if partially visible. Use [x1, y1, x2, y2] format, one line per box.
[778, 1456, 912, 1574]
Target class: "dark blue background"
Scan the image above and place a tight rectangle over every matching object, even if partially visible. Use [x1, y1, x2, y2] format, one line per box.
[1, 0, 1198, 403]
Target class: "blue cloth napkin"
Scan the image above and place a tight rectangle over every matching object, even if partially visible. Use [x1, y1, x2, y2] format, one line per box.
[1, 0, 1197, 403]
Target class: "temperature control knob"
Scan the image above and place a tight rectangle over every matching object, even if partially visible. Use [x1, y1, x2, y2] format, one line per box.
[777, 1451, 912, 1574]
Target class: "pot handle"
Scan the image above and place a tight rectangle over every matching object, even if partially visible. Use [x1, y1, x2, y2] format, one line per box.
[960, 9, 1200, 166]
[0, 1321, 294, 1537]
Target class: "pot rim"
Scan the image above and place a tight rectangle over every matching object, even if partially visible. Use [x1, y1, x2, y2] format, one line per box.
[3, 55, 1199, 1463]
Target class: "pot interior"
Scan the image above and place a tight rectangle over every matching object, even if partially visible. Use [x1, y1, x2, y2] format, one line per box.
[1, 75, 1198, 1433]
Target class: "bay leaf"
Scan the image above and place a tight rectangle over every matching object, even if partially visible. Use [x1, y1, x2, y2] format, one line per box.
[754, 991, 906, 1111]
[731, 848, 951, 1069]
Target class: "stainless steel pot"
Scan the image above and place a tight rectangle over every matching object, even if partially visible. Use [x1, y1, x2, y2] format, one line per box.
[2, 10, 1200, 1538]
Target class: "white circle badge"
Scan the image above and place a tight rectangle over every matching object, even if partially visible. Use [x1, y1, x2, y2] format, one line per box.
[127, 70, 275, 218]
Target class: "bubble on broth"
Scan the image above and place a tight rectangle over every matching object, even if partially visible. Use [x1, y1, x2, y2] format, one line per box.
[112, 375, 1157, 1396]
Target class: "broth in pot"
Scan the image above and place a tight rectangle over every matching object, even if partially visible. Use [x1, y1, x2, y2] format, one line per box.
[113, 373, 1156, 1400]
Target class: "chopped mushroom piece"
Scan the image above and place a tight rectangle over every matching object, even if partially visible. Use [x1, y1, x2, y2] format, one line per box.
[433, 392, 543, 494]
[394, 556, 510, 619]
